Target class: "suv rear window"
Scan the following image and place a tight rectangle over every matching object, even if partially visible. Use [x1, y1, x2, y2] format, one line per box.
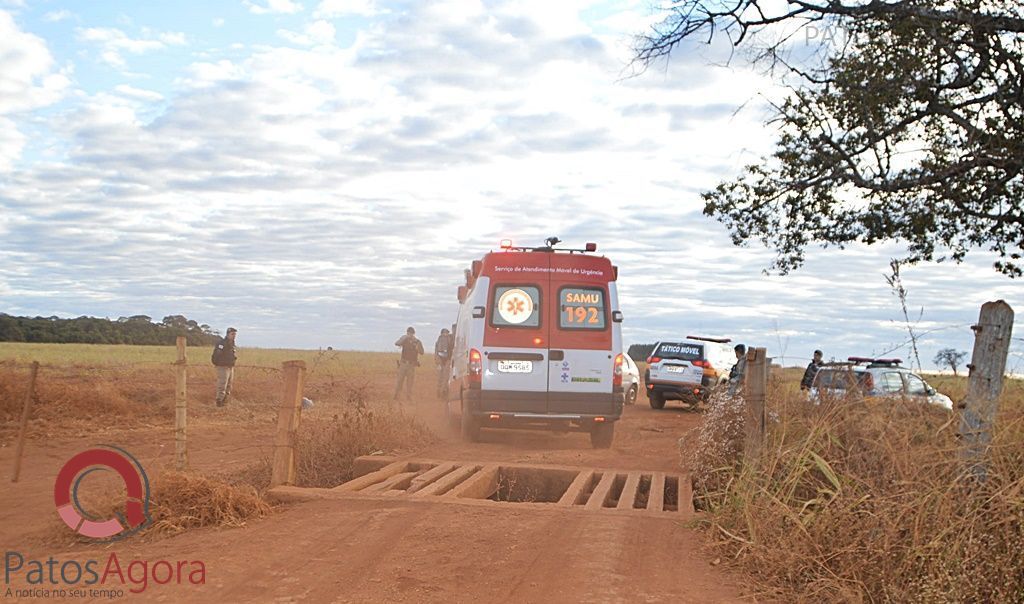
[491, 285, 541, 328]
[653, 342, 703, 361]
[814, 368, 869, 391]
[559, 287, 606, 330]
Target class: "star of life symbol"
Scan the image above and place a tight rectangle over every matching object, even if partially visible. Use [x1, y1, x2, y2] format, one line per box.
[497, 288, 533, 325]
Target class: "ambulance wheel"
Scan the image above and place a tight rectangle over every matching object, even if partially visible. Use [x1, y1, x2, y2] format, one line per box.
[649, 391, 665, 410]
[590, 422, 615, 449]
[626, 384, 638, 405]
[460, 399, 480, 442]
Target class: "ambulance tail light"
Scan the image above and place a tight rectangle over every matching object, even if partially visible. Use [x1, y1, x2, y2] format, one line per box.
[613, 353, 624, 387]
[647, 356, 661, 364]
[468, 349, 483, 383]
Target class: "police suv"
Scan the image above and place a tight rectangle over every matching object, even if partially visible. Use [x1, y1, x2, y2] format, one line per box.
[644, 336, 737, 409]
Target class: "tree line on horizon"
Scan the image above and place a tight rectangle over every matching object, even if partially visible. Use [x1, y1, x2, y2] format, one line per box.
[0, 313, 222, 346]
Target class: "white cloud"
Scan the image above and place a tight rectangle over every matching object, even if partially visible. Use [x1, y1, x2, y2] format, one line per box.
[43, 9, 73, 22]
[0, 10, 69, 169]
[180, 59, 246, 87]
[0, 2, 1018, 362]
[313, 0, 381, 18]
[76, 26, 187, 68]
[113, 84, 164, 102]
[0, 116, 26, 170]
[278, 19, 336, 46]
[245, 0, 303, 15]
[213, 17, 226, 27]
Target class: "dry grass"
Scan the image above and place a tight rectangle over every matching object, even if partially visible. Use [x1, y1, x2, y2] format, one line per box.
[45, 470, 272, 546]
[147, 471, 272, 536]
[689, 381, 1024, 603]
[5, 344, 440, 546]
[0, 344, 417, 441]
[231, 404, 439, 491]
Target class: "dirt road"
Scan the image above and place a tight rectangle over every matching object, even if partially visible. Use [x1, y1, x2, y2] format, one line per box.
[1, 400, 750, 603]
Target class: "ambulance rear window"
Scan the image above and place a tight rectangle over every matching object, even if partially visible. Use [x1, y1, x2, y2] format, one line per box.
[654, 342, 703, 361]
[559, 287, 606, 330]
[491, 285, 541, 328]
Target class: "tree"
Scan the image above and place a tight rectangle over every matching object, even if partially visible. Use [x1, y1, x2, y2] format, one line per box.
[0, 314, 220, 345]
[635, 0, 1024, 276]
[933, 348, 968, 375]
[0, 314, 25, 341]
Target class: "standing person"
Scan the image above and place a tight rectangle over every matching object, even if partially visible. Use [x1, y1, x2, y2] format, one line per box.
[800, 350, 824, 391]
[434, 328, 453, 399]
[727, 343, 747, 396]
[394, 327, 424, 402]
[211, 327, 237, 407]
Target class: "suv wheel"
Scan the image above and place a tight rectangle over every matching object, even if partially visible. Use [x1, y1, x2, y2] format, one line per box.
[649, 391, 665, 410]
[590, 422, 614, 448]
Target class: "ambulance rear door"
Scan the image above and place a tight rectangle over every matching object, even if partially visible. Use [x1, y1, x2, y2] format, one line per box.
[546, 255, 616, 416]
[479, 252, 551, 413]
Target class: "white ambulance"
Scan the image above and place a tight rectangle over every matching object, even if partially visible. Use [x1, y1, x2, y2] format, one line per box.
[446, 238, 625, 448]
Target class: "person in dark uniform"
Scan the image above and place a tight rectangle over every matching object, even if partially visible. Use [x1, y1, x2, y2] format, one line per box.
[434, 328, 453, 398]
[212, 327, 238, 407]
[394, 327, 424, 402]
[801, 350, 824, 391]
[727, 343, 747, 396]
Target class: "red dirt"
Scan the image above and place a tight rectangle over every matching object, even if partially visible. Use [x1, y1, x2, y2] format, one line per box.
[1, 399, 752, 602]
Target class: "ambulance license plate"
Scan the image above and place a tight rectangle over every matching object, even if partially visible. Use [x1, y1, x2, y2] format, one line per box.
[497, 360, 532, 373]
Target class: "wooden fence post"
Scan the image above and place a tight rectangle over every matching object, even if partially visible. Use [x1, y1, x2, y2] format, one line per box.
[174, 336, 188, 471]
[11, 361, 40, 483]
[271, 360, 307, 487]
[959, 300, 1014, 480]
[744, 347, 768, 455]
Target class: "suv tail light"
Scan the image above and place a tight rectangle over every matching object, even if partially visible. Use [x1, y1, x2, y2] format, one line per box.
[468, 348, 482, 383]
[692, 359, 710, 368]
[647, 356, 661, 364]
[862, 373, 874, 391]
[613, 353, 624, 387]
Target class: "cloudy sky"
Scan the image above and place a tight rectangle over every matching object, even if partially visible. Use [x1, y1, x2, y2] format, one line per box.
[0, 0, 1019, 370]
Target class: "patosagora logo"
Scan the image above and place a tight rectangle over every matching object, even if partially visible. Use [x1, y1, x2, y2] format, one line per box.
[53, 446, 151, 540]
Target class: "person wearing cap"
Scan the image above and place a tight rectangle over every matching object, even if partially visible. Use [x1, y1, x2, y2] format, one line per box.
[434, 328, 454, 399]
[394, 326, 424, 402]
[800, 350, 824, 391]
[211, 327, 238, 407]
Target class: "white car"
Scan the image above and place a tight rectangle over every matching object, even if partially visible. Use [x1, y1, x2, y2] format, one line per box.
[810, 357, 954, 410]
[622, 354, 641, 405]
